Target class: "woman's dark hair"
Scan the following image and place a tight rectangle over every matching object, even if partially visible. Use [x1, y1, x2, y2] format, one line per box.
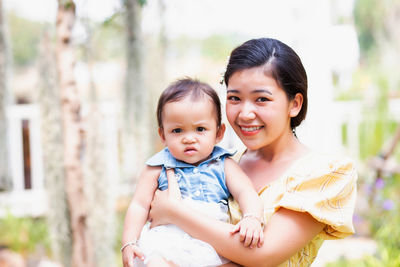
[157, 78, 222, 129]
[224, 38, 308, 129]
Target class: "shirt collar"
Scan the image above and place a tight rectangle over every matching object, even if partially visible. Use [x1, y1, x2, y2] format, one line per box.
[146, 146, 235, 169]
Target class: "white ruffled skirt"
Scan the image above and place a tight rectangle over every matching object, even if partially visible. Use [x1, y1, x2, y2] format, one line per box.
[134, 199, 229, 267]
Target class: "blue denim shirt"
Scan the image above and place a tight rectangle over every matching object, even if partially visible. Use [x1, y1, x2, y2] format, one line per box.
[146, 146, 235, 205]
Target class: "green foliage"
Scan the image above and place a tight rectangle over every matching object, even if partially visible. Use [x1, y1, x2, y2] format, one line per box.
[114, 210, 125, 267]
[7, 12, 47, 67]
[353, 0, 385, 59]
[121, 0, 147, 8]
[354, 0, 400, 64]
[328, 173, 400, 267]
[200, 35, 238, 61]
[335, 4, 400, 266]
[356, 71, 391, 159]
[137, 0, 147, 6]
[102, 11, 124, 29]
[335, 68, 372, 100]
[0, 213, 50, 256]
[78, 20, 125, 61]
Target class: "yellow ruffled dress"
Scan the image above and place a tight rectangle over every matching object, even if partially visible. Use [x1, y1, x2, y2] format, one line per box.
[229, 151, 358, 266]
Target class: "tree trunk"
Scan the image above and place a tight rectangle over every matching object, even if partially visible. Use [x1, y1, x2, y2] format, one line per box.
[121, 0, 149, 182]
[81, 15, 116, 267]
[0, 0, 12, 191]
[56, 1, 93, 266]
[37, 29, 72, 267]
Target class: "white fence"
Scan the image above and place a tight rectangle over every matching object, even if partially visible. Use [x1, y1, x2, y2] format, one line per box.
[1, 104, 46, 217]
[1, 100, 399, 217]
[0, 103, 120, 217]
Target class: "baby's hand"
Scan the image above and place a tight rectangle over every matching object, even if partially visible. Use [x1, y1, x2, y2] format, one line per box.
[121, 242, 144, 267]
[230, 215, 264, 248]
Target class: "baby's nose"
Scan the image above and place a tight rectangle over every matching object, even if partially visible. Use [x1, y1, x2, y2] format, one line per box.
[182, 134, 196, 143]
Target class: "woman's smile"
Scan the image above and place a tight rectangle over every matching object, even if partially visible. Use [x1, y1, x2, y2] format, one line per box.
[239, 125, 264, 136]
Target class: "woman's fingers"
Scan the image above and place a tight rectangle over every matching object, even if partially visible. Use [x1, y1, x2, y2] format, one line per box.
[258, 230, 264, 248]
[244, 229, 254, 247]
[166, 168, 182, 200]
[149, 189, 170, 228]
[230, 223, 241, 234]
[239, 225, 247, 243]
[250, 231, 259, 248]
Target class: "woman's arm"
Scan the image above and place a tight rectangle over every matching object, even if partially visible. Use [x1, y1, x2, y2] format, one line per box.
[149, 184, 324, 267]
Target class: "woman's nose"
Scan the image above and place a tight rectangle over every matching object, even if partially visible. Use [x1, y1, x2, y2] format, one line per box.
[238, 102, 256, 121]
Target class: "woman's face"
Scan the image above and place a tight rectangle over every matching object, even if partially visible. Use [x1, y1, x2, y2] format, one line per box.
[226, 66, 295, 151]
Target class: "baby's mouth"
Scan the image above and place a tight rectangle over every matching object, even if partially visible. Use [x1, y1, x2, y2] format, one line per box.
[184, 147, 197, 153]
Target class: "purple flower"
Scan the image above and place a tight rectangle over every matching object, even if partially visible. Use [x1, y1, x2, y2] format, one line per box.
[353, 214, 363, 224]
[382, 199, 394, 210]
[364, 184, 373, 195]
[375, 178, 385, 190]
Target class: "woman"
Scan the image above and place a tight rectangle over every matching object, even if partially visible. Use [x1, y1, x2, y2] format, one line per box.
[149, 38, 357, 266]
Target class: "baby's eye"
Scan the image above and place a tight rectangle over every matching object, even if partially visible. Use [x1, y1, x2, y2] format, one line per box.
[197, 127, 206, 132]
[256, 97, 270, 102]
[172, 128, 182, 133]
[227, 95, 240, 101]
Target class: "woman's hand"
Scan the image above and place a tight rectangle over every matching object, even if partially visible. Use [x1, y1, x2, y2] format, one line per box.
[149, 168, 182, 228]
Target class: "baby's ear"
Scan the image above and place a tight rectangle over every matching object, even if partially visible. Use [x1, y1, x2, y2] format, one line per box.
[158, 128, 166, 143]
[216, 123, 226, 143]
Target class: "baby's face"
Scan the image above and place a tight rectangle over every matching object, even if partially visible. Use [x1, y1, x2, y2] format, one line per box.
[159, 96, 224, 165]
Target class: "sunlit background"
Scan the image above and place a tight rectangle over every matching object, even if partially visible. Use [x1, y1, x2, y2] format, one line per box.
[0, 0, 399, 266]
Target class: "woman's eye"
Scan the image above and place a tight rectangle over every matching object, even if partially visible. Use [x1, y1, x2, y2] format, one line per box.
[256, 97, 269, 102]
[227, 95, 240, 101]
[172, 128, 182, 133]
[197, 127, 206, 132]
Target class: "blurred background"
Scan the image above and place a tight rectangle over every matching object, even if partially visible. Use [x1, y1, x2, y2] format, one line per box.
[0, 0, 399, 266]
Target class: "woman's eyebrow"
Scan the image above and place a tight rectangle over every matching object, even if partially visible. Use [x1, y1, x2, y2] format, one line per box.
[227, 89, 273, 95]
[253, 89, 272, 95]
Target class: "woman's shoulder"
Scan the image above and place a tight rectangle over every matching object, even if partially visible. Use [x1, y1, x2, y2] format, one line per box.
[295, 150, 355, 174]
[292, 150, 356, 179]
[279, 151, 358, 240]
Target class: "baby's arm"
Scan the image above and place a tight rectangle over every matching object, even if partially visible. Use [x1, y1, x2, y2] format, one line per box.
[224, 158, 264, 248]
[121, 165, 161, 267]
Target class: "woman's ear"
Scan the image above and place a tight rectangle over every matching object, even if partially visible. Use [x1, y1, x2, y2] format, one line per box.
[289, 93, 303, 118]
[158, 127, 166, 144]
[216, 123, 226, 144]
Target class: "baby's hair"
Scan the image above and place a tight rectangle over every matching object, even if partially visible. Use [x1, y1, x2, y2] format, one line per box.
[224, 38, 308, 129]
[157, 78, 222, 129]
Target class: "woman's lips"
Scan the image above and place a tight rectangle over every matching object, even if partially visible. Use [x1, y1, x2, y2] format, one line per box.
[239, 125, 264, 136]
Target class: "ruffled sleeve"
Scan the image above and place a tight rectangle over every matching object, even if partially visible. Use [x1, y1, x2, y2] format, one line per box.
[276, 156, 357, 239]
